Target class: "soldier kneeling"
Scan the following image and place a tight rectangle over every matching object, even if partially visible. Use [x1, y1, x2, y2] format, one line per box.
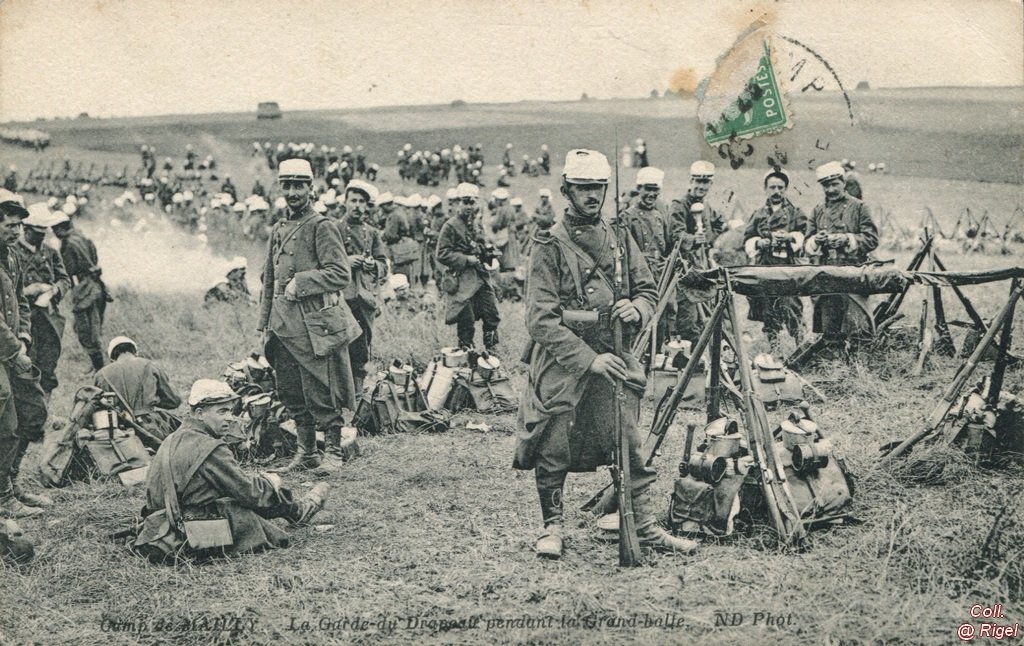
[133, 380, 328, 563]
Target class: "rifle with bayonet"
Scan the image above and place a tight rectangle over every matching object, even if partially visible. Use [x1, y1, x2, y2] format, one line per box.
[612, 137, 643, 567]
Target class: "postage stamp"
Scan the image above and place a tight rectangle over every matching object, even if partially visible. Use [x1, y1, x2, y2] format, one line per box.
[702, 38, 791, 145]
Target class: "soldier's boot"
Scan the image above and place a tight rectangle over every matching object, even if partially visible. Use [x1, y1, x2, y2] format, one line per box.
[483, 329, 500, 354]
[88, 352, 106, 372]
[288, 483, 330, 527]
[9, 440, 51, 508]
[633, 487, 698, 554]
[270, 426, 321, 473]
[324, 427, 359, 462]
[534, 486, 564, 559]
[0, 478, 43, 519]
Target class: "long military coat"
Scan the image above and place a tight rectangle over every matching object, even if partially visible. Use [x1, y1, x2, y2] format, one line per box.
[435, 215, 492, 325]
[14, 238, 70, 345]
[514, 212, 656, 471]
[258, 205, 357, 410]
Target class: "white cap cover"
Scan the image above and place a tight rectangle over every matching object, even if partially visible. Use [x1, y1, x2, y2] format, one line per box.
[689, 160, 715, 178]
[815, 161, 845, 183]
[562, 149, 611, 184]
[278, 158, 314, 182]
[455, 183, 480, 199]
[107, 335, 137, 359]
[635, 167, 665, 187]
[188, 379, 240, 407]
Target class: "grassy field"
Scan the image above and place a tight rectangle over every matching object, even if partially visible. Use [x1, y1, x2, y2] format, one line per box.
[0, 94, 1022, 645]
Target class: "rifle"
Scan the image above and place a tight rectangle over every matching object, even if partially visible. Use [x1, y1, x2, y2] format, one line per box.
[612, 136, 642, 567]
[873, 233, 934, 328]
[725, 278, 807, 545]
[881, 280, 1023, 461]
[582, 294, 728, 513]
[630, 243, 681, 361]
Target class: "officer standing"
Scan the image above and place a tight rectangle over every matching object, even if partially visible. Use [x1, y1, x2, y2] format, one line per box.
[435, 183, 501, 351]
[804, 161, 879, 350]
[743, 170, 808, 347]
[257, 159, 358, 473]
[15, 204, 70, 397]
[668, 161, 726, 345]
[514, 150, 696, 559]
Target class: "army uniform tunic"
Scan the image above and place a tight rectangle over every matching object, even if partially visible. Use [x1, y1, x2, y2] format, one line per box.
[667, 193, 725, 344]
[435, 215, 501, 349]
[804, 193, 879, 341]
[13, 238, 70, 393]
[94, 356, 182, 447]
[135, 421, 304, 559]
[514, 211, 656, 493]
[743, 199, 808, 342]
[334, 218, 388, 380]
[258, 205, 357, 432]
[0, 244, 48, 492]
[60, 228, 108, 370]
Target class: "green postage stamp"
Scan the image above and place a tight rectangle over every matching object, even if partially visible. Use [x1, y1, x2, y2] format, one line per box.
[702, 40, 790, 145]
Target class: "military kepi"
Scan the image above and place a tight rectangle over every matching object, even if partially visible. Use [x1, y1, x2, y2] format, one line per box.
[562, 149, 611, 184]
[278, 159, 314, 183]
[815, 161, 845, 184]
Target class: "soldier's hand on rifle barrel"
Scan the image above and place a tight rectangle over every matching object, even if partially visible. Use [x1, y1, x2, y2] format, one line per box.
[611, 298, 641, 323]
[590, 353, 628, 383]
[694, 231, 707, 245]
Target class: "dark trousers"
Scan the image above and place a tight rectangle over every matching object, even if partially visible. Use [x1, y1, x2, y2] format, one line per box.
[267, 336, 343, 432]
[73, 302, 105, 371]
[674, 298, 701, 345]
[454, 283, 501, 349]
[28, 309, 61, 394]
[346, 300, 375, 379]
[0, 365, 47, 491]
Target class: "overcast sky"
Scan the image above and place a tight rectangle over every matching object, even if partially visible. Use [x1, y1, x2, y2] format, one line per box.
[0, 0, 1020, 121]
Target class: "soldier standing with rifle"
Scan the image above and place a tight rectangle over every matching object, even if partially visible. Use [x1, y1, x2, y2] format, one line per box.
[514, 149, 697, 560]
[257, 159, 358, 473]
[743, 170, 808, 348]
[669, 161, 725, 345]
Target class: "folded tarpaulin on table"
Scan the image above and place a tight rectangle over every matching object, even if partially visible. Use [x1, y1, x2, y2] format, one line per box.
[682, 264, 1024, 297]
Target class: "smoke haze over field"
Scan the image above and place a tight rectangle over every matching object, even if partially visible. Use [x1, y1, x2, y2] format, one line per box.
[71, 213, 258, 295]
[0, 0, 1020, 121]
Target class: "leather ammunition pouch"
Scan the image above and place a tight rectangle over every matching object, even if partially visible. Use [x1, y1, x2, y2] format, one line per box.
[439, 272, 459, 295]
[560, 308, 609, 333]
